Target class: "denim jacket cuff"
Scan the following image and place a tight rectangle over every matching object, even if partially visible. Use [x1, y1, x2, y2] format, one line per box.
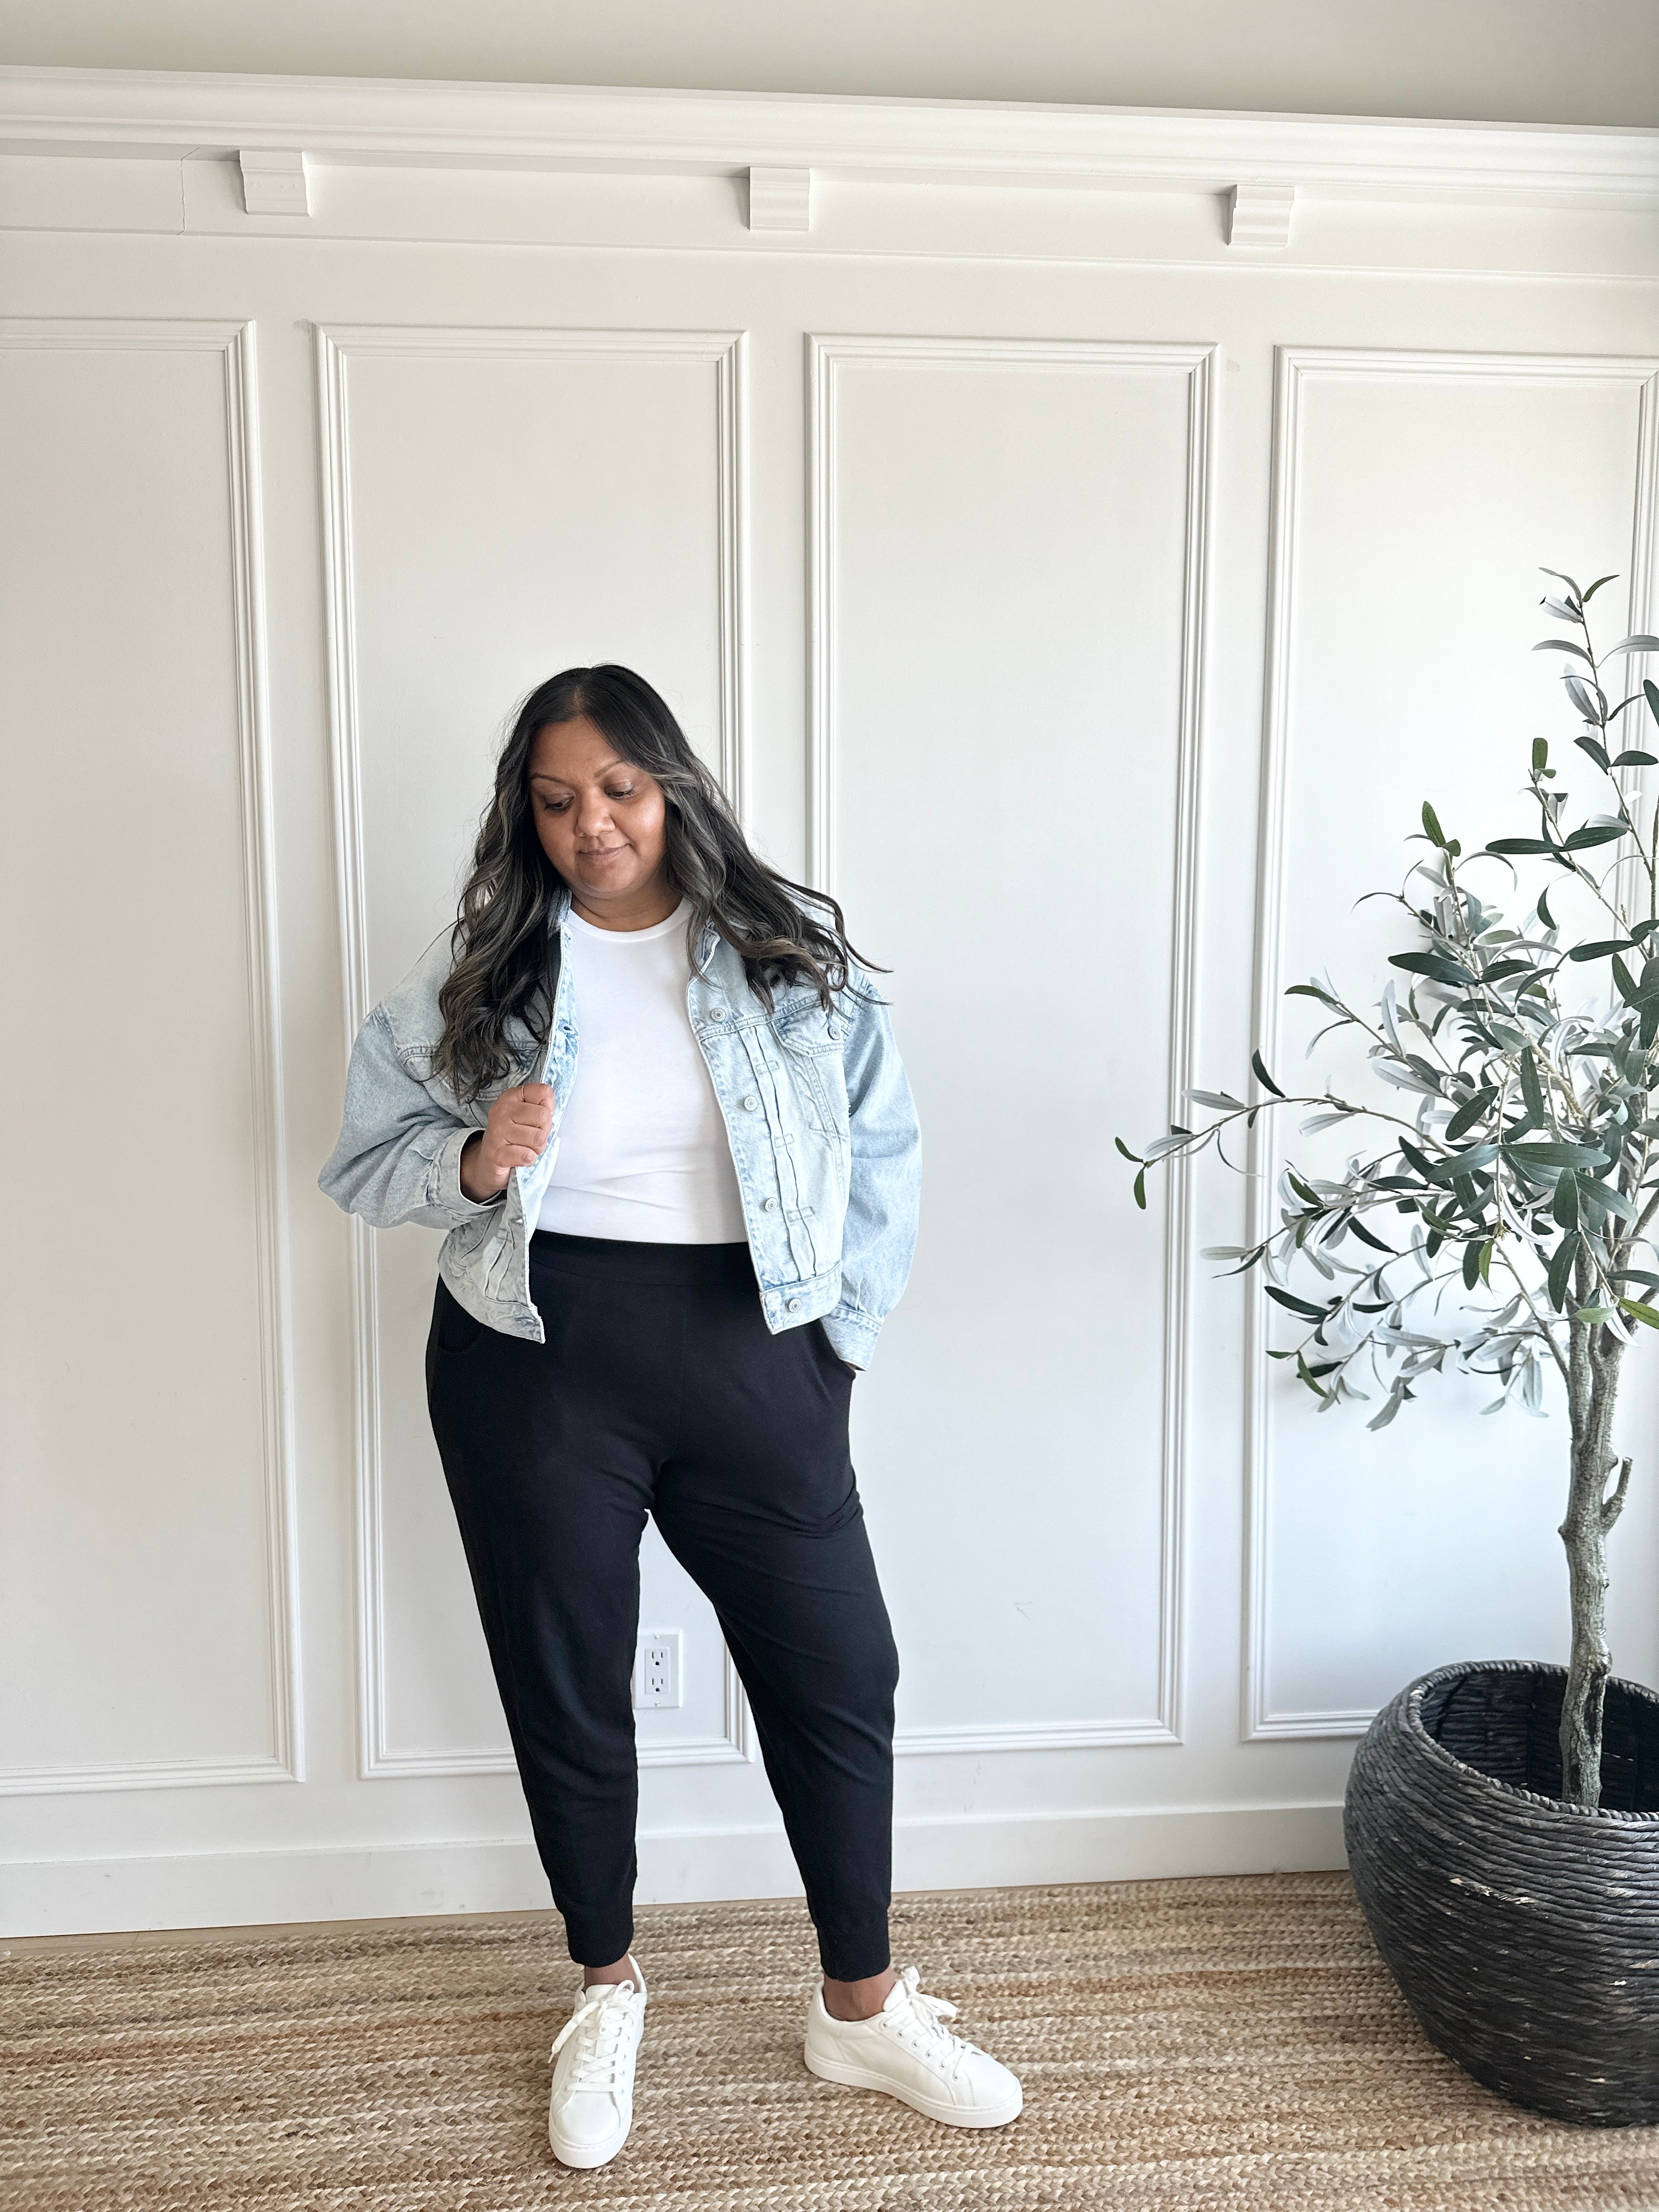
[432, 1123, 505, 1226]
[823, 1303, 879, 1370]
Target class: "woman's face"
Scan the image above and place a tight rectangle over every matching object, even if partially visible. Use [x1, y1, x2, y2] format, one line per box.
[527, 715, 671, 917]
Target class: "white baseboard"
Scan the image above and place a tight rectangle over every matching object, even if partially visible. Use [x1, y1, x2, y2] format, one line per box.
[1, 1803, 1346, 1941]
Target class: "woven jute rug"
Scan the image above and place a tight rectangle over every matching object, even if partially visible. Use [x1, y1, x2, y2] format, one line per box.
[5, 1872, 1658, 2211]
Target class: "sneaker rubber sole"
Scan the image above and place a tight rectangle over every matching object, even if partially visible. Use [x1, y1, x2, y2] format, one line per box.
[803, 2043, 1023, 2129]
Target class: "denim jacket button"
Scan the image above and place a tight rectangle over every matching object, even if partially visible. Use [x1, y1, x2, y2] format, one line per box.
[763, 1196, 777, 1212]
[710, 1008, 726, 1021]
[787, 1297, 800, 1312]
[741, 1095, 758, 1110]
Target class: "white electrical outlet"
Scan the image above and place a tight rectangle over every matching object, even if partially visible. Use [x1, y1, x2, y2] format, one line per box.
[633, 1629, 683, 1711]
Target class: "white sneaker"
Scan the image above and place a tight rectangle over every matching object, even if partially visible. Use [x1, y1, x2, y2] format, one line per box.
[803, 1962, 1023, 2129]
[546, 1956, 647, 2168]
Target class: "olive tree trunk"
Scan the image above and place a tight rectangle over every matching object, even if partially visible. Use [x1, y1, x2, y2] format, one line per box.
[1560, 1258, 1634, 1809]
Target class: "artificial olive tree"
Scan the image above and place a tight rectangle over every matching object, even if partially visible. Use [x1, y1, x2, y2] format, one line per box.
[1125, 570, 1659, 1809]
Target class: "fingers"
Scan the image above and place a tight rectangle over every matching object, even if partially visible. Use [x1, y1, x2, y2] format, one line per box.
[481, 1132, 543, 1173]
[512, 1081, 555, 1121]
[482, 1079, 554, 1176]
[504, 1092, 555, 1132]
[490, 1083, 554, 1129]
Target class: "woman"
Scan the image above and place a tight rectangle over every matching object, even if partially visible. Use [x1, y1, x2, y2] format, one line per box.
[318, 665, 1023, 2167]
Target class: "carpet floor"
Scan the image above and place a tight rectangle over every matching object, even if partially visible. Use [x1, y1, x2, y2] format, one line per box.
[4, 1872, 1658, 2211]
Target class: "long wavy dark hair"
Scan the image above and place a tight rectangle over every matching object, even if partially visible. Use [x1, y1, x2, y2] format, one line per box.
[433, 664, 885, 1104]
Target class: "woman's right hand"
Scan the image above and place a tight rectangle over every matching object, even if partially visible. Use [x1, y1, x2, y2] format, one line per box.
[460, 1081, 555, 1203]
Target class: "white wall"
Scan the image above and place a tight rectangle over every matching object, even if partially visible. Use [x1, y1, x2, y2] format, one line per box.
[0, 0, 1655, 127]
[2, 73, 1656, 1937]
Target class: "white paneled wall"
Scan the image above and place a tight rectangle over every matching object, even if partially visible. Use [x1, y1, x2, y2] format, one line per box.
[0, 321, 299, 1802]
[2, 76, 1656, 1936]
[1249, 351, 1659, 1737]
[813, 337, 1212, 1751]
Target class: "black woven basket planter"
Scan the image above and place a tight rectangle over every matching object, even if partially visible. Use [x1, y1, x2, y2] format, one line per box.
[1344, 1657, 1659, 2125]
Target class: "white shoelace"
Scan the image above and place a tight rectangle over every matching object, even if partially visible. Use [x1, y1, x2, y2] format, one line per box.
[549, 1978, 641, 2094]
[875, 1965, 983, 2083]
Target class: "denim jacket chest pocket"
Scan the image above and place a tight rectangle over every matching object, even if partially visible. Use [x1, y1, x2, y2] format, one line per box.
[391, 1037, 492, 1126]
[765, 992, 850, 1144]
[390, 1036, 460, 1108]
[392, 1019, 549, 1119]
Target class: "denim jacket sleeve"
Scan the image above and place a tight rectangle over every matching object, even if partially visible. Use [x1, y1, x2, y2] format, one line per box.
[316, 1002, 506, 1233]
[825, 965, 923, 1369]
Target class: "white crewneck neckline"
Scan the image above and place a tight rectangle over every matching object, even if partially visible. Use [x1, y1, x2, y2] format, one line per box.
[565, 896, 689, 945]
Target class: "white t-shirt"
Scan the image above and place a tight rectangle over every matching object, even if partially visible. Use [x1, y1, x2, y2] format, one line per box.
[534, 897, 748, 1243]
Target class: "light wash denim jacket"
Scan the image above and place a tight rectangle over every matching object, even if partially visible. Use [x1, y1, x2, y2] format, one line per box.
[317, 885, 922, 1369]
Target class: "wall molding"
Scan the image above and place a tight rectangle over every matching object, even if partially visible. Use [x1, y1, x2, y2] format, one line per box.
[364, 1644, 754, 1779]
[239, 148, 311, 217]
[0, 67, 1654, 213]
[1224, 182, 1295, 252]
[747, 165, 811, 233]
[809, 331, 1218, 1757]
[1244, 342, 1659, 1742]
[1, 1801, 1347, 1939]
[315, 322, 752, 1780]
[893, 1717, 1185, 1757]
[0, 317, 302, 1799]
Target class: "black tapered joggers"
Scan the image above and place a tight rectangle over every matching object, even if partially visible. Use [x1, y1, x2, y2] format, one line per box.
[424, 1228, 900, 1980]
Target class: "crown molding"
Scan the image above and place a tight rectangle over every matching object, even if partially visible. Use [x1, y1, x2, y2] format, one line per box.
[0, 65, 1655, 211]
